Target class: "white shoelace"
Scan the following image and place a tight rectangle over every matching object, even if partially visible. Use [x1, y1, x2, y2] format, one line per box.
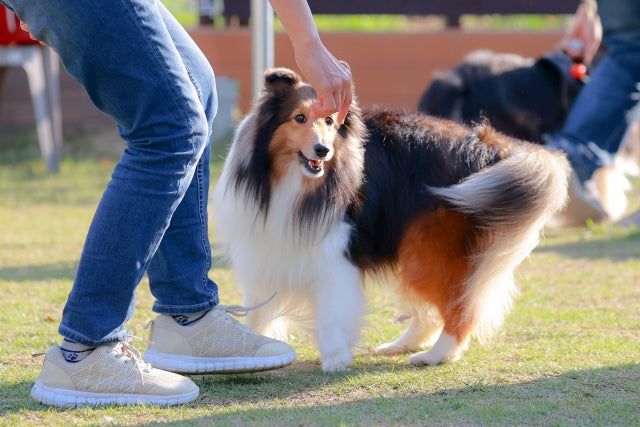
[217, 292, 277, 317]
[115, 334, 154, 382]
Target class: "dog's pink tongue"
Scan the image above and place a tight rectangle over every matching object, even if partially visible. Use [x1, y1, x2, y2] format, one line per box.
[310, 159, 321, 167]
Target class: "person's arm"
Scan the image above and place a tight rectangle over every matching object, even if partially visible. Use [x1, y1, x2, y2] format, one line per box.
[269, 0, 352, 124]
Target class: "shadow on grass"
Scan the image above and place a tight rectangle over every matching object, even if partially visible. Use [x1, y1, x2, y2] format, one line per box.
[196, 366, 640, 426]
[0, 130, 44, 167]
[537, 227, 640, 261]
[0, 261, 77, 282]
[2, 363, 638, 425]
[0, 255, 228, 283]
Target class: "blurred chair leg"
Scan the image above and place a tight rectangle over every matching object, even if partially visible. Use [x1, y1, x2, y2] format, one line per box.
[20, 46, 58, 172]
[0, 66, 6, 100]
[0, 46, 61, 172]
[42, 46, 62, 168]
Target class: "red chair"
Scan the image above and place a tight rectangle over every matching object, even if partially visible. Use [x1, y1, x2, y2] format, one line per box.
[0, 5, 62, 172]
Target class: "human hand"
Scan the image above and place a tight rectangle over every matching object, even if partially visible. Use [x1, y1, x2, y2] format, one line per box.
[269, 0, 353, 124]
[560, 0, 602, 64]
[294, 41, 352, 124]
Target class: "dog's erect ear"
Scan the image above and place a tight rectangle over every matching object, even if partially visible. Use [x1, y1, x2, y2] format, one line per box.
[263, 67, 301, 92]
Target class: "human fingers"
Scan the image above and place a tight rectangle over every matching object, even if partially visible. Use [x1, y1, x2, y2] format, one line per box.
[336, 83, 352, 124]
[560, 3, 601, 64]
[309, 95, 336, 120]
[309, 85, 351, 125]
[309, 70, 352, 123]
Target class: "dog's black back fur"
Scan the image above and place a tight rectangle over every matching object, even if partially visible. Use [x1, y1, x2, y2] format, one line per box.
[347, 109, 503, 269]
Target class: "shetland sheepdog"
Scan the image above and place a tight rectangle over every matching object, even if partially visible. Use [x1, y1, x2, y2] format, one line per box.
[213, 67, 570, 372]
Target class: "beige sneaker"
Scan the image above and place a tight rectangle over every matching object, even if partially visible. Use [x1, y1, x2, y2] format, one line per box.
[143, 306, 296, 374]
[31, 343, 199, 408]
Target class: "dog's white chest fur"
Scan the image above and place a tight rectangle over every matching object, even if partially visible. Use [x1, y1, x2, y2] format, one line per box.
[213, 157, 365, 372]
[214, 163, 352, 291]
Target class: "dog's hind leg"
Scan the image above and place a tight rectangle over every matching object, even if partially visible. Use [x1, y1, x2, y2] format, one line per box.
[409, 330, 470, 365]
[395, 208, 477, 365]
[312, 258, 364, 372]
[389, 300, 472, 365]
[407, 283, 476, 366]
[376, 303, 442, 355]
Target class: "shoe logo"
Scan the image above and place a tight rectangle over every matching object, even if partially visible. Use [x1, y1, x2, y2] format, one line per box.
[172, 315, 190, 325]
[61, 347, 93, 363]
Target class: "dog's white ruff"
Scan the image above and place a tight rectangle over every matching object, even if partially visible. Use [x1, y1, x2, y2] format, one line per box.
[213, 131, 364, 372]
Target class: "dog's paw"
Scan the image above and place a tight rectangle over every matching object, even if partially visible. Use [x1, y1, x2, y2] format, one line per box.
[375, 342, 412, 355]
[321, 350, 353, 372]
[409, 331, 464, 366]
[409, 349, 460, 366]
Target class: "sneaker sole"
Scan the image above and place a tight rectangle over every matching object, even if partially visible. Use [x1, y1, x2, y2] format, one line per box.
[143, 349, 297, 374]
[30, 380, 199, 408]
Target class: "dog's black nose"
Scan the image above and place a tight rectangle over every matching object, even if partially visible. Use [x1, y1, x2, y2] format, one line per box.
[314, 144, 330, 158]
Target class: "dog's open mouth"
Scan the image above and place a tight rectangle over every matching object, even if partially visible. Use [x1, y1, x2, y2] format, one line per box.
[298, 151, 324, 176]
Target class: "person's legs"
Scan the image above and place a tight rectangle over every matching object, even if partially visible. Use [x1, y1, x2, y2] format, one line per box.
[4, 0, 211, 406]
[5, 0, 215, 346]
[145, 4, 220, 316]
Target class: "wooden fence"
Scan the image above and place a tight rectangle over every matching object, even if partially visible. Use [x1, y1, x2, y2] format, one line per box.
[220, 0, 580, 26]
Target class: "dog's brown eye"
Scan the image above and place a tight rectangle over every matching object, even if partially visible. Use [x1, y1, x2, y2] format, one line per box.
[325, 117, 333, 126]
[295, 114, 306, 124]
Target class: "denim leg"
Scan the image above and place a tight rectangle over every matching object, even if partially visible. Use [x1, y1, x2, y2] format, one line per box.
[148, 140, 220, 315]
[147, 4, 218, 314]
[147, 5, 220, 315]
[4, 0, 218, 346]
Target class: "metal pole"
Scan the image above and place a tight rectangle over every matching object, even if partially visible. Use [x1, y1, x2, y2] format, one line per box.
[250, 0, 274, 102]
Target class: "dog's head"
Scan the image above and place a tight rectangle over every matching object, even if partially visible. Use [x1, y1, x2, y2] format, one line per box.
[263, 67, 337, 179]
[229, 66, 365, 226]
[253, 67, 363, 182]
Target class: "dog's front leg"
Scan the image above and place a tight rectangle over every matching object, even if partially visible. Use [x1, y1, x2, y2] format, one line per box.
[312, 259, 364, 372]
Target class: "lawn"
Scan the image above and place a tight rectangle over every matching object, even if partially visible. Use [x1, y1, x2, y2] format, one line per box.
[1, 128, 639, 426]
[160, 0, 573, 32]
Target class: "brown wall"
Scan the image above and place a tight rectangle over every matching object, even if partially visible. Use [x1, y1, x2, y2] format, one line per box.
[189, 28, 565, 114]
[0, 28, 565, 135]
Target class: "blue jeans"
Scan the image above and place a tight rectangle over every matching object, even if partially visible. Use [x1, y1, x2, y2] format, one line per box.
[3, 0, 220, 346]
[549, 0, 640, 183]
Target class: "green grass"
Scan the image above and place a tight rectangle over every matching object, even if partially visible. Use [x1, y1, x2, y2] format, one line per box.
[302, 14, 571, 33]
[1, 129, 640, 426]
[159, 0, 572, 33]
[161, 0, 199, 28]
[459, 14, 570, 32]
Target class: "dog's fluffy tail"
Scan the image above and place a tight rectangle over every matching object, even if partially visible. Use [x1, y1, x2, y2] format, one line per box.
[428, 147, 570, 340]
[429, 147, 570, 233]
